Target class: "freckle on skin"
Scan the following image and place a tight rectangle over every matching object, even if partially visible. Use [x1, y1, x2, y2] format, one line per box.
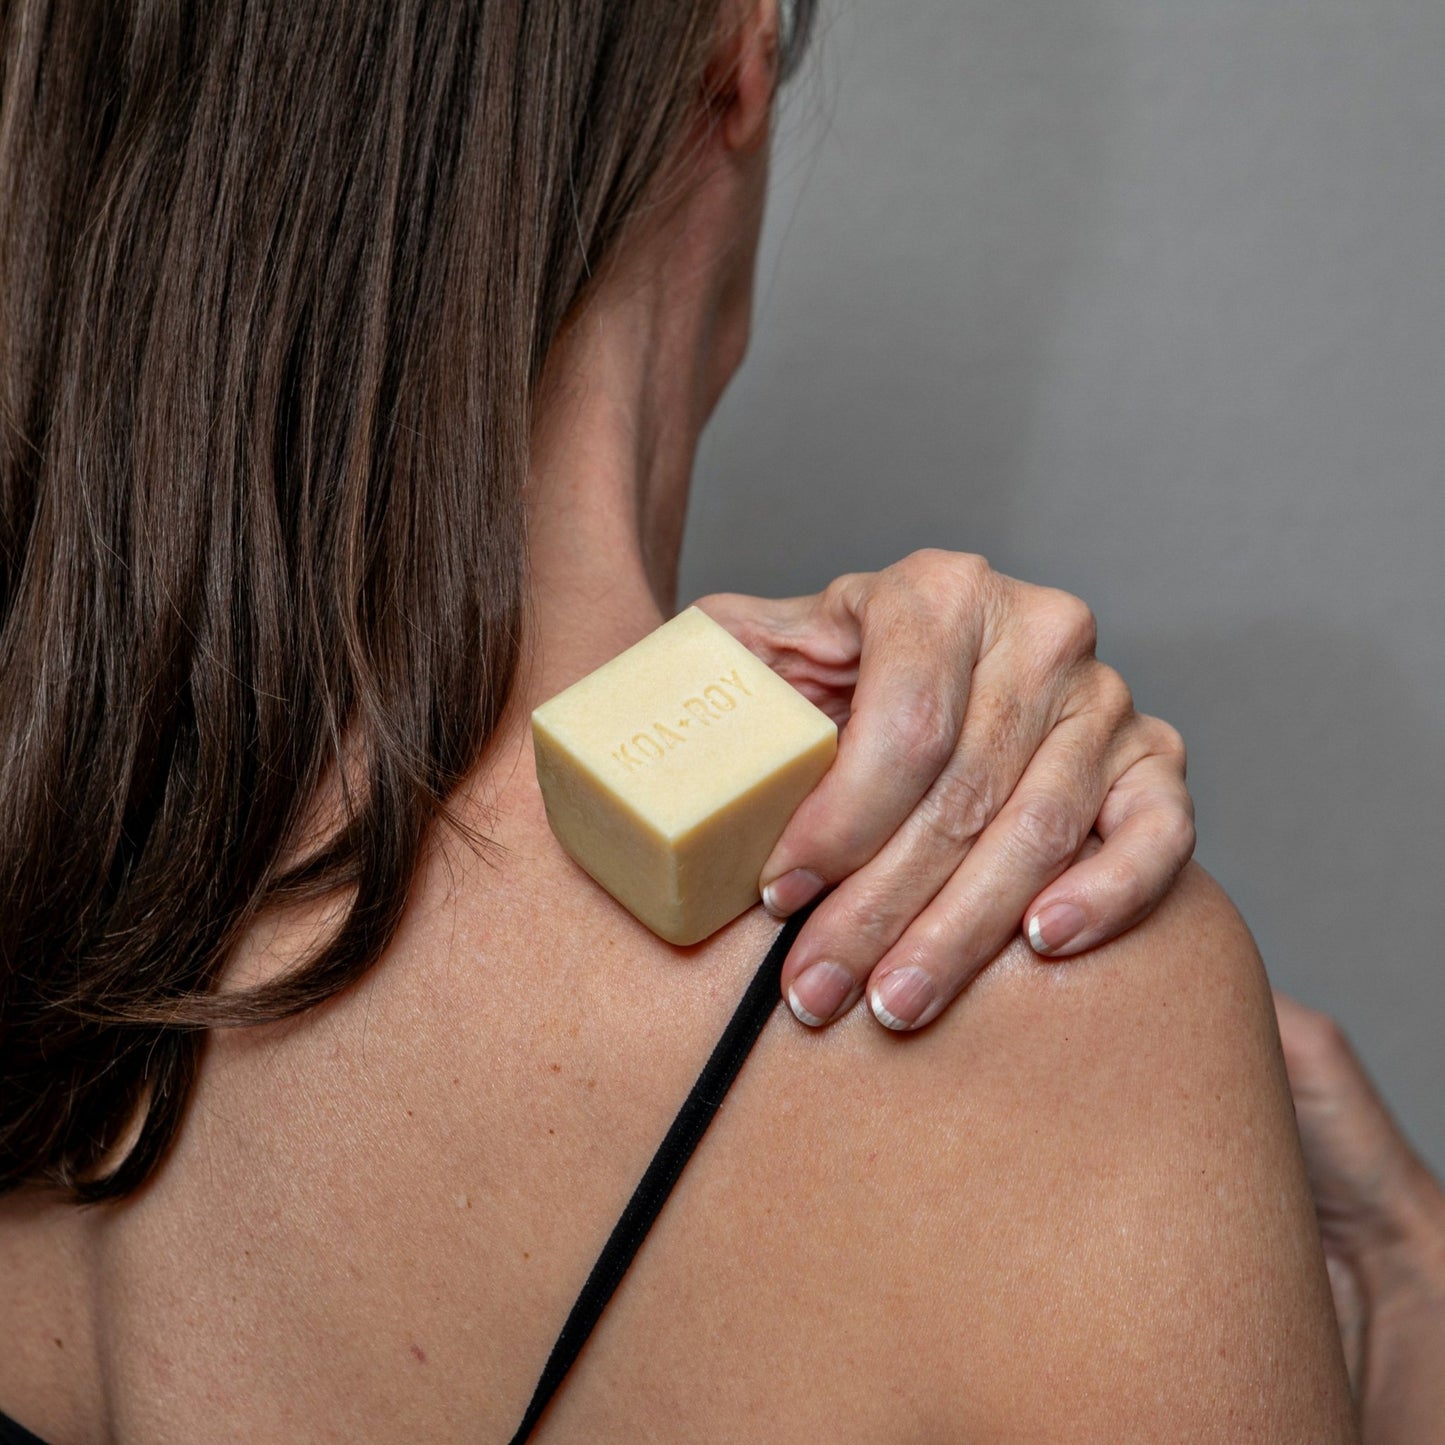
[549, 1063, 561, 1074]
[53, 1337, 62, 1349]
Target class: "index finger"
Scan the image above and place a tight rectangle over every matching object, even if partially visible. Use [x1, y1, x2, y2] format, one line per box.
[760, 562, 986, 913]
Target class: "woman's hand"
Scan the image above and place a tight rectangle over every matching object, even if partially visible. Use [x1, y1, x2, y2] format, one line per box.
[1274, 992, 1445, 1440]
[693, 549, 1194, 1030]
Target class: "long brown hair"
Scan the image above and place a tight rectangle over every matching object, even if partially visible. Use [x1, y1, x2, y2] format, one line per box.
[0, 0, 816, 1202]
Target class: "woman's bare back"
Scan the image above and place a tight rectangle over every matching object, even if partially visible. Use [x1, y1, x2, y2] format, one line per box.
[0, 722, 1354, 1442]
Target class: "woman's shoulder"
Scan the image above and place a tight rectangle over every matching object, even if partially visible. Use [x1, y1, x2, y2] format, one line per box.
[535, 861, 1356, 1441]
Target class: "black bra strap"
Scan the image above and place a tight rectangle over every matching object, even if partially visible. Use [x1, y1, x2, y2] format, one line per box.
[0, 1411, 51, 1445]
[508, 904, 813, 1443]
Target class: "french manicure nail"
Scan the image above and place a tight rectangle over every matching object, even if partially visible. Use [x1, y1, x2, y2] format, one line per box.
[869, 968, 936, 1031]
[787, 962, 855, 1028]
[1027, 902, 1087, 955]
[763, 867, 827, 918]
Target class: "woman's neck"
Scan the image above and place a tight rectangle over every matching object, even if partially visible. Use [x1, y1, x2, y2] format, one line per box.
[517, 105, 768, 720]
[522, 263, 748, 709]
[525, 294, 701, 661]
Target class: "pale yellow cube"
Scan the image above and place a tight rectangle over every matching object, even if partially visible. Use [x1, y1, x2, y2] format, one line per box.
[531, 607, 838, 944]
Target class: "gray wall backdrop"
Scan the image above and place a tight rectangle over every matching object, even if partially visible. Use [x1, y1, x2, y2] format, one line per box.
[681, 1, 1445, 1174]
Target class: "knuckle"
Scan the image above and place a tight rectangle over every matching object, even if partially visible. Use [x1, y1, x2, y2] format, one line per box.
[896, 549, 992, 609]
[916, 767, 996, 852]
[1090, 663, 1134, 723]
[1145, 715, 1188, 767]
[932, 548, 993, 583]
[1086, 854, 1154, 929]
[1104, 664, 1135, 714]
[1010, 793, 1082, 869]
[1037, 588, 1098, 660]
[901, 546, 984, 573]
[1155, 804, 1198, 863]
[823, 570, 868, 607]
[857, 572, 915, 631]
[836, 890, 902, 949]
[944, 552, 995, 618]
[884, 687, 957, 772]
[897, 547, 942, 573]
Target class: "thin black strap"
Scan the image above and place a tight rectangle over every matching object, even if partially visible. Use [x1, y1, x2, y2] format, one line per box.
[0, 1410, 51, 1445]
[507, 904, 813, 1444]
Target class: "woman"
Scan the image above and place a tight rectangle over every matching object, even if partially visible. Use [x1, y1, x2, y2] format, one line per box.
[0, 2, 1353, 1439]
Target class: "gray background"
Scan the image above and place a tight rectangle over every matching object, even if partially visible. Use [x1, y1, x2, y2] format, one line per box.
[681, 1, 1445, 1173]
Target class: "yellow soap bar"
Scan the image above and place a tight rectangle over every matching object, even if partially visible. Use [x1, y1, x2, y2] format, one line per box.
[531, 607, 838, 945]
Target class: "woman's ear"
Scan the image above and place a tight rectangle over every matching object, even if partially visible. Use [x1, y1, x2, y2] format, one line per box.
[706, 0, 779, 156]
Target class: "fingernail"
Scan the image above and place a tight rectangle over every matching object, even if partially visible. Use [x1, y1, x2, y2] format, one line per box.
[1027, 902, 1087, 955]
[787, 962, 856, 1028]
[763, 868, 827, 918]
[869, 968, 936, 1031]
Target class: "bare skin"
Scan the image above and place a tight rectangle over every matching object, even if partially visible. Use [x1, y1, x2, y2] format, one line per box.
[1276, 993, 1445, 1443]
[0, 835, 1356, 1440]
[0, 4, 1354, 1440]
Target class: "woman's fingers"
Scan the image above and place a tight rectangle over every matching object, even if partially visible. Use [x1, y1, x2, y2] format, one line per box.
[782, 674, 1139, 1031]
[758, 555, 994, 915]
[697, 552, 1198, 1033]
[1272, 989, 1445, 1407]
[1273, 996, 1445, 1445]
[1272, 992, 1432, 1251]
[1023, 723, 1195, 957]
[855, 714, 1117, 1029]
[855, 710, 1188, 1031]
[778, 664, 1070, 1026]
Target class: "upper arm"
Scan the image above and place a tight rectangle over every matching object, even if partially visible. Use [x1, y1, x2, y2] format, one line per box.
[878, 862, 1356, 1440]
